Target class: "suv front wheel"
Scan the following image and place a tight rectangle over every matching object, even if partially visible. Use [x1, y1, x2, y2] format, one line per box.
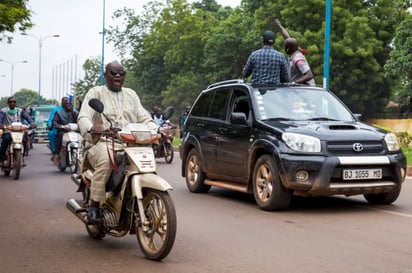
[253, 155, 291, 211]
[185, 149, 211, 193]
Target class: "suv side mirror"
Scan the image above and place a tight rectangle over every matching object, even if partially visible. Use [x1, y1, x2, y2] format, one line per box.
[230, 112, 248, 125]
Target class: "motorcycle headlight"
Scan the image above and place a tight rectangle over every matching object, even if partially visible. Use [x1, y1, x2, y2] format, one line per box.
[118, 131, 157, 144]
[384, 133, 400, 151]
[282, 133, 321, 152]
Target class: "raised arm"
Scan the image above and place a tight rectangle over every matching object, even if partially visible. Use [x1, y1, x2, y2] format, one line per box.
[275, 19, 290, 40]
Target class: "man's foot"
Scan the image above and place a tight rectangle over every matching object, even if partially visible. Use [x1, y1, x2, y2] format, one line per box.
[87, 206, 102, 224]
[52, 154, 59, 166]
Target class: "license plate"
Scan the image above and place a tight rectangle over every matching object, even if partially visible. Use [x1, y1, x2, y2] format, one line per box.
[342, 169, 382, 180]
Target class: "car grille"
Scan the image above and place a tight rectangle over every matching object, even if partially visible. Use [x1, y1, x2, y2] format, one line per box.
[326, 140, 384, 154]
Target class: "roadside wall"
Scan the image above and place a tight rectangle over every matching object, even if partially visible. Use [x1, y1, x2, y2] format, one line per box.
[365, 119, 412, 135]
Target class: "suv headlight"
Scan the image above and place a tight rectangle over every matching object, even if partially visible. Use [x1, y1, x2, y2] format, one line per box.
[282, 133, 321, 152]
[384, 133, 400, 151]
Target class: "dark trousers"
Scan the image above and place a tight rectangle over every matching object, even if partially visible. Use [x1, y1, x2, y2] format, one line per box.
[55, 130, 65, 155]
[0, 132, 28, 161]
[0, 133, 12, 161]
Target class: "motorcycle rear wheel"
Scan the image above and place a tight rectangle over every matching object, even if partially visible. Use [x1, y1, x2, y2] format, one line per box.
[14, 152, 21, 180]
[136, 189, 176, 261]
[164, 142, 174, 164]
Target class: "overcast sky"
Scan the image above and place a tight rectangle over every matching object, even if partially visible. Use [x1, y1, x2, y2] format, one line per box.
[0, 0, 240, 102]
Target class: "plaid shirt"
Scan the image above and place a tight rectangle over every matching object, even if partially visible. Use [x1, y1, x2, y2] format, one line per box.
[243, 46, 289, 85]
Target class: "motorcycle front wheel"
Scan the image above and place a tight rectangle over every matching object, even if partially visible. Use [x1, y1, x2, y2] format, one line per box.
[69, 149, 81, 174]
[136, 189, 176, 261]
[13, 151, 21, 180]
[164, 142, 174, 164]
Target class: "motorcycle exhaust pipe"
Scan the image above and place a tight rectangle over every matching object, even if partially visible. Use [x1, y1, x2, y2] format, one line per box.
[71, 173, 81, 186]
[66, 198, 88, 224]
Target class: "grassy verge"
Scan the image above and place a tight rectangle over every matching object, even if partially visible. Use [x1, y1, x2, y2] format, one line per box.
[172, 137, 181, 148]
[402, 146, 412, 166]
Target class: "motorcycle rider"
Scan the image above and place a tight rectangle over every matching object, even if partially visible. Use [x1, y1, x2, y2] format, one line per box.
[152, 106, 164, 126]
[0, 96, 34, 166]
[47, 97, 69, 156]
[51, 102, 78, 166]
[78, 60, 159, 224]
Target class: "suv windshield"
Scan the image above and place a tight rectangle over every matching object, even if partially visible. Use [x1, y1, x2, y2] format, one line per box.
[253, 87, 355, 122]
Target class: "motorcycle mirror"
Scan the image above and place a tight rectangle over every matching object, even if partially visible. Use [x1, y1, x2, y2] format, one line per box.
[88, 98, 113, 129]
[162, 106, 174, 120]
[88, 98, 104, 113]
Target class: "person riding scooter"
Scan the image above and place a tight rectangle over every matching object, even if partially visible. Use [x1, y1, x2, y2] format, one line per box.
[51, 103, 78, 166]
[47, 97, 69, 155]
[78, 61, 159, 224]
[0, 96, 34, 166]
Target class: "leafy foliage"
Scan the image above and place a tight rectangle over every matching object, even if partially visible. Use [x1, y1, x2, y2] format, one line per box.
[0, 89, 57, 109]
[385, 17, 412, 118]
[71, 0, 412, 119]
[0, 0, 33, 42]
[71, 57, 101, 108]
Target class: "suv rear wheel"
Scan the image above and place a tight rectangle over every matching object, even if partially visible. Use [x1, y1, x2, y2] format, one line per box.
[185, 149, 210, 193]
[253, 155, 291, 211]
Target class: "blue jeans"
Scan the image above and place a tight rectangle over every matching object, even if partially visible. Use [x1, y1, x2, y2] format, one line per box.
[48, 128, 58, 154]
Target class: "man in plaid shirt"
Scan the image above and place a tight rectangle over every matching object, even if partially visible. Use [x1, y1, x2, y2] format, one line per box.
[243, 30, 289, 86]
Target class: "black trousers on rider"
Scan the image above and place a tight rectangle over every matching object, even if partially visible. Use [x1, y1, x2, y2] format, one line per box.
[0, 132, 28, 161]
[55, 130, 65, 155]
[0, 133, 12, 162]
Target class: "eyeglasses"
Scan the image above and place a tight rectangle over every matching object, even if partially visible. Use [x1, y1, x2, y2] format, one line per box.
[109, 70, 126, 76]
[8, 101, 16, 103]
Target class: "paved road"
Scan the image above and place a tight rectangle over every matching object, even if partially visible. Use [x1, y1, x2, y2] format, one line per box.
[0, 144, 412, 273]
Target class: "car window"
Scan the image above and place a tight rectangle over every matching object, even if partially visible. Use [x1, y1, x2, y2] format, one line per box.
[209, 89, 230, 120]
[253, 87, 355, 121]
[190, 88, 230, 120]
[191, 91, 213, 117]
[232, 89, 250, 120]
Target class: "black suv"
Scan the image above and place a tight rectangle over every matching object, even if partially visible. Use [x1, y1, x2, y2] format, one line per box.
[179, 79, 407, 210]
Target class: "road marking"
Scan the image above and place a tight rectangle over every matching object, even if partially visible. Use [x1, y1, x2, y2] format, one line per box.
[360, 205, 412, 219]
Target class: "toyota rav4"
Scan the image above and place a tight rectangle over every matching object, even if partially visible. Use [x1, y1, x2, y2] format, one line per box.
[179, 79, 407, 210]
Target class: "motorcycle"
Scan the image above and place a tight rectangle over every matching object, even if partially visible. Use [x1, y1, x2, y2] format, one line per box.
[66, 98, 177, 261]
[153, 110, 175, 164]
[23, 127, 34, 156]
[55, 123, 82, 174]
[1, 122, 28, 180]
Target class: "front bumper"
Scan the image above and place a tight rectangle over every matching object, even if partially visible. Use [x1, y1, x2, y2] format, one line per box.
[278, 153, 407, 197]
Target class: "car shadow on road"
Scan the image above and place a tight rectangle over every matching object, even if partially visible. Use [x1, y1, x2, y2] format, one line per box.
[205, 187, 391, 214]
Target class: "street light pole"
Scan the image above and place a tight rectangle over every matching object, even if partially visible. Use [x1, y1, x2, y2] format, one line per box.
[21, 33, 60, 106]
[0, 59, 28, 95]
[100, 0, 106, 86]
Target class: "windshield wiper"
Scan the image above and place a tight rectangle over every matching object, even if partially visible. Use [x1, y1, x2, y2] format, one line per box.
[306, 117, 338, 121]
[264, 117, 292, 121]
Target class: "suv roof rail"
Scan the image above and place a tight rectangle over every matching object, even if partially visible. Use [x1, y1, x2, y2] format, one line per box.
[207, 79, 245, 89]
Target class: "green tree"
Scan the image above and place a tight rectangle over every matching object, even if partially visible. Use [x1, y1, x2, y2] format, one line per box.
[0, 0, 33, 42]
[106, 0, 411, 119]
[0, 88, 56, 108]
[108, 0, 234, 116]
[251, 0, 411, 116]
[385, 18, 412, 117]
[72, 57, 101, 109]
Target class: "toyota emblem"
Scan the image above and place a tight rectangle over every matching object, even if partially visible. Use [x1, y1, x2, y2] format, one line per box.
[352, 143, 364, 152]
